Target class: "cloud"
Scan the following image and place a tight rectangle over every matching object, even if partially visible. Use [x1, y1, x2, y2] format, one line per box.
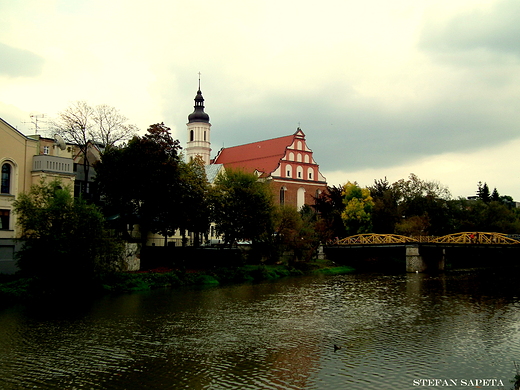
[0, 43, 44, 77]
[420, 0, 520, 58]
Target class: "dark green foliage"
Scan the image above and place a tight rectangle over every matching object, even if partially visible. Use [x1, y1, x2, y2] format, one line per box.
[477, 181, 491, 203]
[210, 169, 275, 245]
[95, 123, 183, 241]
[13, 180, 125, 289]
[313, 185, 347, 240]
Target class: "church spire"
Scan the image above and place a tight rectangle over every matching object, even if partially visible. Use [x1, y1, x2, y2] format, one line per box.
[188, 72, 210, 123]
[186, 73, 212, 165]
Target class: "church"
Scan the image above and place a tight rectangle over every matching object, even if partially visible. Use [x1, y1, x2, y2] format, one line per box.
[184, 82, 328, 209]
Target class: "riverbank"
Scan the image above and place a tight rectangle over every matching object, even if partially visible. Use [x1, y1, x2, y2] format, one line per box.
[0, 261, 355, 305]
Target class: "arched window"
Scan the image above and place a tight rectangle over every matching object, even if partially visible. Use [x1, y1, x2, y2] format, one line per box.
[297, 153, 302, 162]
[286, 164, 292, 178]
[297, 141, 302, 150]
[297, 187, 306, 210]
[297, 166, 303, 179]
[204, 131, 206, 141]
[289, 152, 294, 161]
[279, 186, 287, 205]
[1, 163, 12, 194]
[190, 130, 194, 141]
[304, 155, 309, 163]
[308, 168, 313, 180]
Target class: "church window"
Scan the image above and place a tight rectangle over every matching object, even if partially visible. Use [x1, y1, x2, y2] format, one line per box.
[304, 155, 309, 163]
[279, 186, 287, 204]
[1, 163, 12, 194]
[286, 164, 292, 178]
[308, 168, 313, 180]
[190, 130, 194, 141]
[289, 152, 294, 161]
[297, 141, 302, 150]
[297, 187, 306, 210]
[297, 166, 303, 179]
[297, 153, 302, 162]
[204, 131, 206, 141]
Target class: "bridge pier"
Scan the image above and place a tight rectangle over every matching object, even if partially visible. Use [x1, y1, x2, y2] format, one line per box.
[406, 245, 445, 273]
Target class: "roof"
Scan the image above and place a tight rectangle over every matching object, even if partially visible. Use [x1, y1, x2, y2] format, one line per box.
[205, 163, 224, 184]
[213, 134, 295, 175]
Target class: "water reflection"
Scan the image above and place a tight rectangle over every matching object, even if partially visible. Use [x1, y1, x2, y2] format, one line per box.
[0, 270, 519, 389]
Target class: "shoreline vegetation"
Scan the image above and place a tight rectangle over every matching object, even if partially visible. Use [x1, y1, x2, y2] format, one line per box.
[0, 260, 355, 306]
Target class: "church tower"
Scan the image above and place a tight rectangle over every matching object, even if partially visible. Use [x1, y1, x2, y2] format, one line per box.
[186, 77, 211, 165]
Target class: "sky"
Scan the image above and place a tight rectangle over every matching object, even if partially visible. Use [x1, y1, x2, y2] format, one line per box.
[1, 0, 520, 199]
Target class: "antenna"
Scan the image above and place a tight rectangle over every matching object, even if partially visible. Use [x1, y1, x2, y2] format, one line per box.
[23, 113, 48, 134]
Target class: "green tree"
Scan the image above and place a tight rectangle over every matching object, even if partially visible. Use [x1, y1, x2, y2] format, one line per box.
[341, 181, 374, 235]
[177, 156, 211, 246]
[210, 169, 274, 245]
[13, 180, 124, 288]
[477, 182, 491, 203]
[313, 185, 347, 241]
[95, 123, 182, 243]
[273, 205, 319, 263]
[392, 173, 451, 236]
[368, 177, 399, 233]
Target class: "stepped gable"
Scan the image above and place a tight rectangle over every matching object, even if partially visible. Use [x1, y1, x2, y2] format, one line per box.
[213, 134, 294, 176]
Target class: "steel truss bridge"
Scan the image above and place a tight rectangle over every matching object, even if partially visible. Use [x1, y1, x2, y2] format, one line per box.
[325, 232, 520, 273]
[335, 232, 520, 246]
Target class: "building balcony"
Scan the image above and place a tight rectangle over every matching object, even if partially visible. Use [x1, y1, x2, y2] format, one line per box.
[32, 155, 74, 175]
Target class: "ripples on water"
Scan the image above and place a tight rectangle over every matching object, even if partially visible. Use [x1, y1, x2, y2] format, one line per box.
[0, 270, 519, 389]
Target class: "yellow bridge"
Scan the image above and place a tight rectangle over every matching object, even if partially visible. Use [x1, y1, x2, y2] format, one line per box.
[336, 232, 520, 246]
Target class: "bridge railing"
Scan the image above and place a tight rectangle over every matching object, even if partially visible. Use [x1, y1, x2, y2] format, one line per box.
[332, 232, 520, 245]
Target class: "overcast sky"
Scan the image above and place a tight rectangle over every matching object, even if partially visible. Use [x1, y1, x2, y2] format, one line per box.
[1, 0, 520, 199]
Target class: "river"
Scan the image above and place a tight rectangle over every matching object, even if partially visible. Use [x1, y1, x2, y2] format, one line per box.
[0, 268, 519, 389]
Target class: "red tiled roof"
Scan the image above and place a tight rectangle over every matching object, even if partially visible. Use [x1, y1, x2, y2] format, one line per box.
[213, 134, 294, 175]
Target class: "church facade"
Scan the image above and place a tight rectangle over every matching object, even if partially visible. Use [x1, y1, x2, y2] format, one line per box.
[186, 84, 327, 209]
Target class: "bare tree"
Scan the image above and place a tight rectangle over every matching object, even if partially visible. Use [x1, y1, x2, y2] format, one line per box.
[93, 104, 138, 149]
[51, 101, 138, 197]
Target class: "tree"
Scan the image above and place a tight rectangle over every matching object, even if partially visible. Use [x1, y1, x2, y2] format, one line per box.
[273, 205, 319, 263]
[210, 169, 274, 245]
[477, 182, 491, 203]
[313, 185, 347, 241]
[391, 173, 451, 236]
[341, 182, 374, 235]
[368, 177, 399, 233]
[177, 156, 211, 246]
[95, 123, 183, 243]
[13, 180, 124, 289]
[52, 101, 137, 196]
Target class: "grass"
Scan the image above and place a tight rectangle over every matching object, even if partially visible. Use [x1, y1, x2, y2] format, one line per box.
[0, 260, 356, 303]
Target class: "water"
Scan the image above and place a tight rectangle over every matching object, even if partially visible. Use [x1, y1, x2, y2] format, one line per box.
[1, 269, 519, 389]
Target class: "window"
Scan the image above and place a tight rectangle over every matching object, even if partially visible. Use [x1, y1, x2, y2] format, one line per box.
[204, 131, 206, 141]
[1, 163, 11, 194]
[0, 210, 9, 230]
[280, 187, 287, 205]
[297, 187, 306, 210]
[297, 153, 302, 162]
[286, 164, 292, 178]
[304, 155, 309, 163]
[308, 168, 313, 180]
[190, 130, 194, 141]
[43, 146, 50, 155]
[297, 166, 303, 179]
[289, 152, 294, 161]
